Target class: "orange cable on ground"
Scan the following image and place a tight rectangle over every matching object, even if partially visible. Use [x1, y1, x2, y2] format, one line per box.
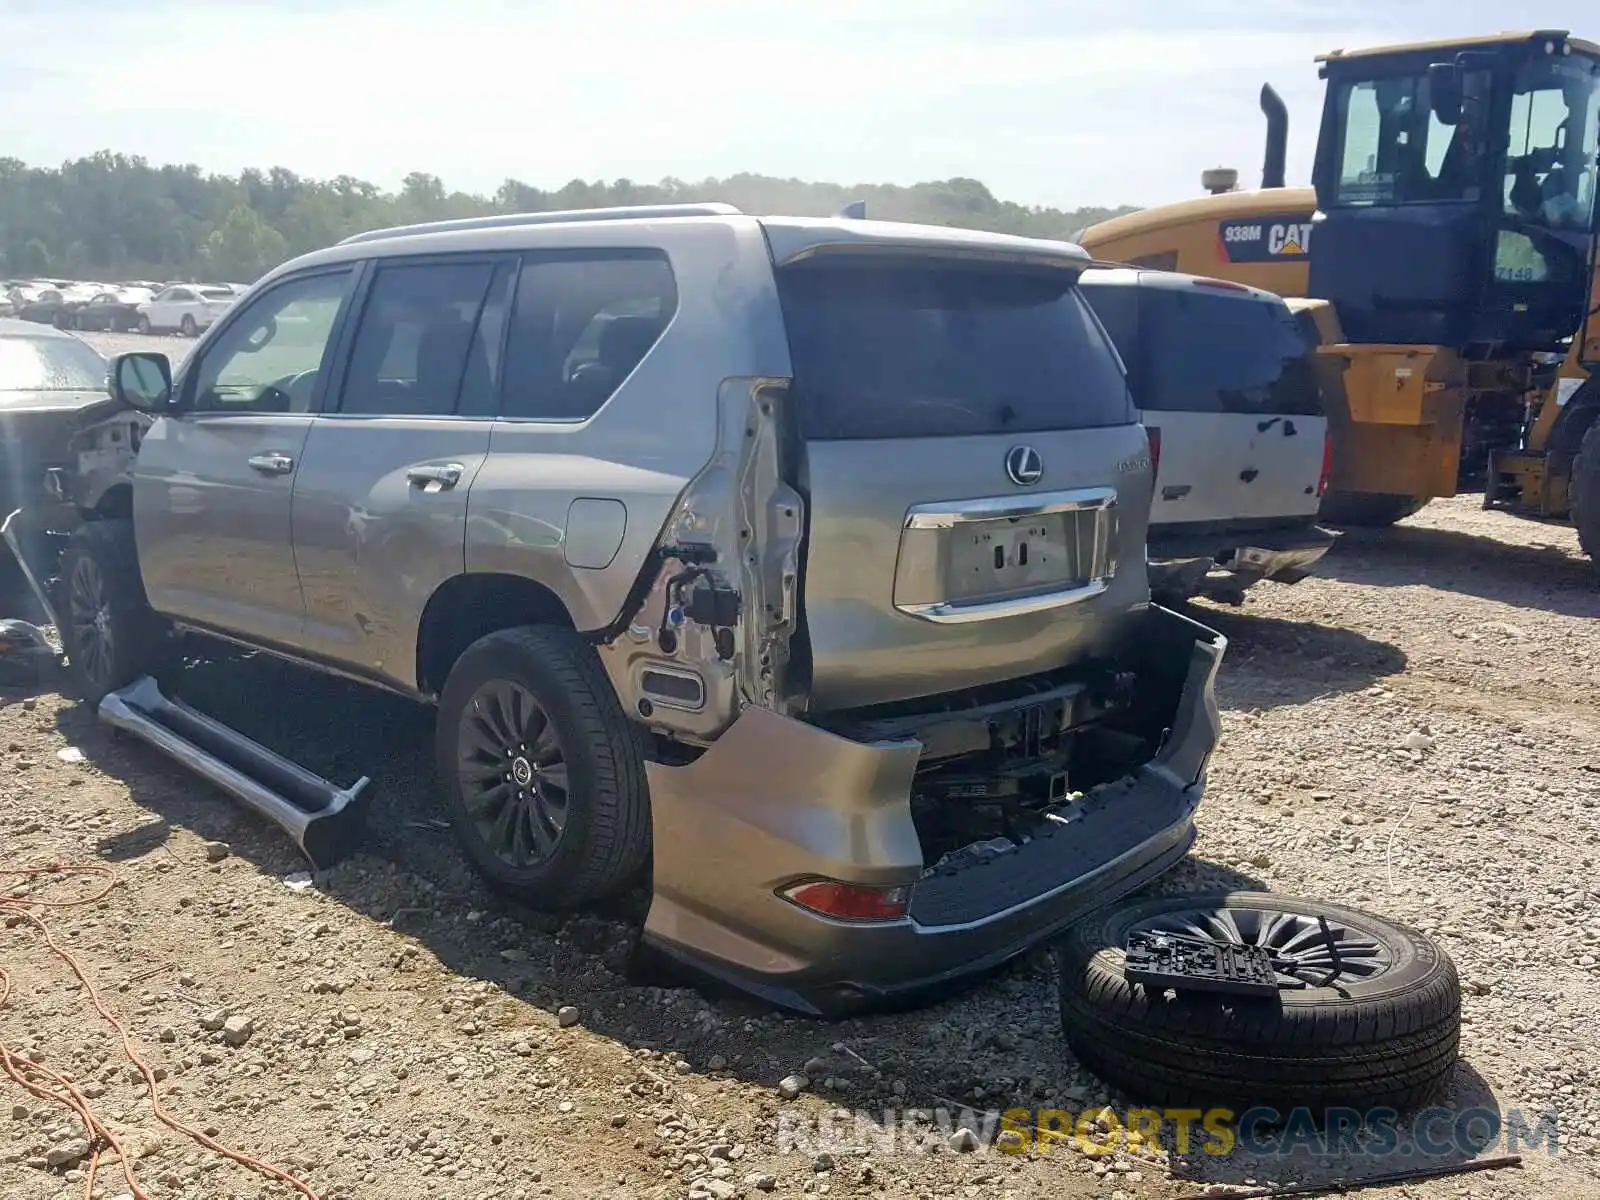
[1, 862, 323, 1199]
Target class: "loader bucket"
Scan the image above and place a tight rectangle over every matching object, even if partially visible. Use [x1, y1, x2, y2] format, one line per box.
[99, 676, 370, 868]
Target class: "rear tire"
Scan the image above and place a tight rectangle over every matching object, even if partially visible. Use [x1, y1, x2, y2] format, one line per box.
[1573, 418, 1600, 565]
[1056, 892, 1461, 1113]
[58, 520, 168, 704]
[436, 626, 651, 907]
[180, 314, 198, 338]
[1317, 490, 1428, 528]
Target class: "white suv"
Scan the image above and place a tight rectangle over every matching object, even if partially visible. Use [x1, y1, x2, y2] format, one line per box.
[136, 285, 237, 337]
[1080, 267, 1335, 602]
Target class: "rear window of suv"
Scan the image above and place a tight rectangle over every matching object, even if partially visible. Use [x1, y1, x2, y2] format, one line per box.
[1084, 279, 1323, 417]
[776, 257, 1133, 440]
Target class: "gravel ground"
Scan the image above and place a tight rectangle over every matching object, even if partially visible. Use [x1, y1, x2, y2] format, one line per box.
[2, 331, 1597, 1200]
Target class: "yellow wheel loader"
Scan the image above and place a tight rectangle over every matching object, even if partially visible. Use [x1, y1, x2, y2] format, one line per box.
[1077, 31, 1600, 557]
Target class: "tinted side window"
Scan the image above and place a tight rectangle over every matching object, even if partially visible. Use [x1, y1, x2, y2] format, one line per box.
[338, 261, 497, 416]
[189, 270, 353, 414]
[1139, 288, 1323, 416]
[501, 253, 677, 421]
[778, 259, 1132, 439]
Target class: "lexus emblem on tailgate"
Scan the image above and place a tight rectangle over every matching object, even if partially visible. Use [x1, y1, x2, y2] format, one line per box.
[1005, 445, 1043, 486]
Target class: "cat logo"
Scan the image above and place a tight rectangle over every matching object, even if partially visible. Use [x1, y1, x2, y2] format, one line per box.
[1267, 222, 1312, 256]
[1218, 216, 1314, 264]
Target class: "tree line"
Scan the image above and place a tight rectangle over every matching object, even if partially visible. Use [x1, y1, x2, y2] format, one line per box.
[0, 152, 1136, 284]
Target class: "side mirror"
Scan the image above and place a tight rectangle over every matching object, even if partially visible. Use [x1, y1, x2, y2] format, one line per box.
[109, 352, 174, 413]
[1427, 62, 1462, 124]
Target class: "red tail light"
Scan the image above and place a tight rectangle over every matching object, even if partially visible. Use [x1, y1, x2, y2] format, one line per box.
[1317, 430, 1333, 497]
[1146, 425, 1162, 477]
[780, 879, 910, 922]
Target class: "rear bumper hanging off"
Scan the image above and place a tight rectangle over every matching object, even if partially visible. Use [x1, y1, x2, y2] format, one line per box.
[1149, 522, 1336, 593]
[641, 605, 1226, 1015]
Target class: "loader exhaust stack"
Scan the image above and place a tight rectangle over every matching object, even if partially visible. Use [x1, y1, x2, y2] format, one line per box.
[99, 676, 370, 868]
[1260, 83, 1288, 189]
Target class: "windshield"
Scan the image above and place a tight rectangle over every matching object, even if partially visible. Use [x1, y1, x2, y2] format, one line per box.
[1331, 70, 1484, 205]
[0, 335, 107, 392]
[777, 258, 1133, 440]
[1503, 54, 1600, 231]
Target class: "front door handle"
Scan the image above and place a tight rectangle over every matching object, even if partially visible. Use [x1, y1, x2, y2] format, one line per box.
[407, 463, 465, 490]
[247, 452, 294, 475]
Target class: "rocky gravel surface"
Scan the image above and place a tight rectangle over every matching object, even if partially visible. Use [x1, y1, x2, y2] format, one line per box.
[4, 353, 1600, 1200]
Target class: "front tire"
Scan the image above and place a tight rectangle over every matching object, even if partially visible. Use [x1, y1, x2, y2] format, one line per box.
[1056, 892, 1460, 1113]
[1572, 418, 1600, 565]
[58, 520, 167, 704]
[137, 314, 152, 334]
[436, 626, 650, 907]
[1317, 490, 1428, 528]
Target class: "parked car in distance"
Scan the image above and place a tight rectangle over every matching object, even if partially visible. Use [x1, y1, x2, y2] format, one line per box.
[69, 288, 155, 333]
[64, 203, 1225, 1014]
[136, 285, 236, 336]
[1078, 267, 1334, 603]
[15, 286, 97, 328]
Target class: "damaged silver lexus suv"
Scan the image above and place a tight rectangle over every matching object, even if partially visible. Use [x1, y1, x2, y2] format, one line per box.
[68, 203, 1224, 1014]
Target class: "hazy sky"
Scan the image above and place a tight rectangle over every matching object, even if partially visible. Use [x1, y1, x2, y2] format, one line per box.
[1, 1, 1592, 209]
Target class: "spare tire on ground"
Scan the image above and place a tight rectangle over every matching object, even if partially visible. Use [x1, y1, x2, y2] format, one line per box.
[1056, 892, 1460, 1113]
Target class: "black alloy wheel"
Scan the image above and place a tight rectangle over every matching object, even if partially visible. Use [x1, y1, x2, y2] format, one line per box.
[456, 679, 571, 869]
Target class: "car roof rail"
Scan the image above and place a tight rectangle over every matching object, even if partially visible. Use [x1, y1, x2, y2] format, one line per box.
[338, 202, 745, 246]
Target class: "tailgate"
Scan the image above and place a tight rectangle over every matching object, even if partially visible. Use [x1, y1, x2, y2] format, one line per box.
[1127, 280, 1327, 528]
[1151, 411, 1327, 525]
[775, 252, 1152, 712]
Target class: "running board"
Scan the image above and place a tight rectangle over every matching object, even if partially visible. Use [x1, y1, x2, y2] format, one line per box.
[99, 676, 370, 867]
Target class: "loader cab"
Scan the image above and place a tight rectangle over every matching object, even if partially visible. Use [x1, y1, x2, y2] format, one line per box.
[1309, 32, 1600, 354]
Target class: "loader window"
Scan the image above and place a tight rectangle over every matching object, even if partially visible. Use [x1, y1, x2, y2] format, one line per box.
[1332, 75, 1475, 206]
[1502, 56, 1600, 231]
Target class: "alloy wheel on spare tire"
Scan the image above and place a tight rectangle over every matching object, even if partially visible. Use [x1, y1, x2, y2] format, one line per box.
[436, 625, 650, 907]
[59, 519, 168, 704]
[1056, 892, 1460, 1114]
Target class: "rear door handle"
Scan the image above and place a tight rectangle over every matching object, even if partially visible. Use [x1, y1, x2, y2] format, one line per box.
[247, 452, 294, 475]
[407, 463, 465, 490]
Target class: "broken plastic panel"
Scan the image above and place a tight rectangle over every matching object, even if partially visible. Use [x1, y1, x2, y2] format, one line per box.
[1122, 928, 1280, 998]
[99, 676, 370, 867]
